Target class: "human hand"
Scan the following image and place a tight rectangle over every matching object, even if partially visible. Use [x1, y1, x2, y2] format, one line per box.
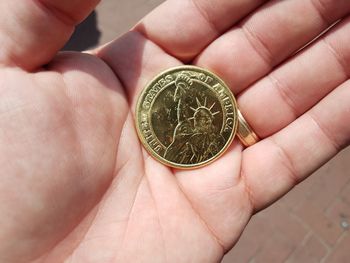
[0, 0, 349, 262]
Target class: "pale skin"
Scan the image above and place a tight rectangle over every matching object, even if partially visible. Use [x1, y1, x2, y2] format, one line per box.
[0, 0, 349, 262]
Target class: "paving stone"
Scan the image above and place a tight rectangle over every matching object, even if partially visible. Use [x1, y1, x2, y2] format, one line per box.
[324, 233, 350, 263]
[280, 179, 312, 211]
[294, 201, 343, 246]
[253, 231, 296, 263]
[326, 198, 350, 232]
[222, 215, 271, 263]
[341, 181, 350, 205]
[285, 234, 328, 263]
[301, 166, 349, 213]
[264, 203, 308, 243]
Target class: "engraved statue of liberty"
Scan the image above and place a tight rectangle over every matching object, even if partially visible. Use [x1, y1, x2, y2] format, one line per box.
[164, 73, 225, 164]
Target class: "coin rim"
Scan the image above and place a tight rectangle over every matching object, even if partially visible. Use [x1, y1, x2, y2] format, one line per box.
[135, 65, 238, 169]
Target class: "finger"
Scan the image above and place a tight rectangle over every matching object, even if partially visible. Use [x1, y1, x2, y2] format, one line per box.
[195, 0, 350, 94]
[0, 0, 99, 70]
[238, 16, 350, 138]
[96, 31, 182, 107]
[135, 0, 268, 61]
[241, 80, 350, 212]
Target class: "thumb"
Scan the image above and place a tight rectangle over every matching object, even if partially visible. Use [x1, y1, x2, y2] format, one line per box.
[0, 0, 99, 71]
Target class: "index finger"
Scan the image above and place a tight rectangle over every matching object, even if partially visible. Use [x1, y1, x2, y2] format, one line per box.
[135, 0, 267, 61]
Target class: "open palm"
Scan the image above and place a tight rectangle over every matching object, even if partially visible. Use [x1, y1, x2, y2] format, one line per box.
[1, 0, 349, 262]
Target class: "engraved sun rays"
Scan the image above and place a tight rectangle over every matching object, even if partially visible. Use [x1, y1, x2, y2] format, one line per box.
[188, 97, 220, 121]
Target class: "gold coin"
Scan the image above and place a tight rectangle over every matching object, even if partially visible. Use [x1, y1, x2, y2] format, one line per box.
[135, 66, 238, 169]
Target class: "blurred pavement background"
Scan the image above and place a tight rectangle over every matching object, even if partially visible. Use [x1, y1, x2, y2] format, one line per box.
[64, 0, 350, 262]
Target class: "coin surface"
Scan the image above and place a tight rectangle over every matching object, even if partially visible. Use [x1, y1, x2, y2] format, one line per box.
[136, 66, 238, 169]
